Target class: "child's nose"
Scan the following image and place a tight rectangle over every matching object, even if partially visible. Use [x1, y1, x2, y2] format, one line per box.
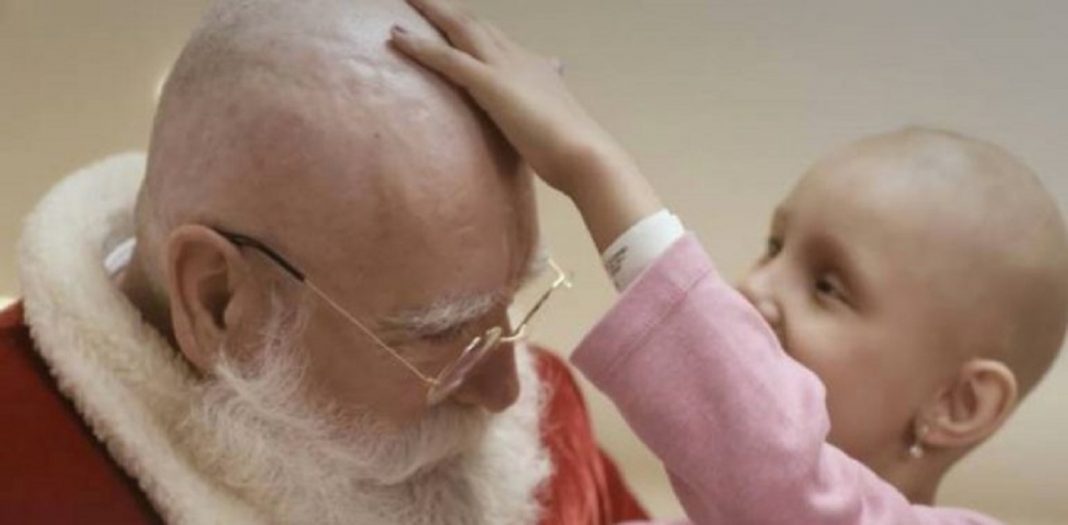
[737, 271, 784, 330]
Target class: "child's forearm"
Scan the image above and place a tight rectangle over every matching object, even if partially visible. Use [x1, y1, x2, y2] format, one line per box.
[563, 141, 664, 254]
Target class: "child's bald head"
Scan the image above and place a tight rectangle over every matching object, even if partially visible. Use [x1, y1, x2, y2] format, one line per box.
[740, 126, 1068, 502]
[823, 127, 1068, 395]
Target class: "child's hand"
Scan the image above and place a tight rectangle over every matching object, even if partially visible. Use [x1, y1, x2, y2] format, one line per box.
[391, 0, 663, 252]
[391, 0, 612, 197]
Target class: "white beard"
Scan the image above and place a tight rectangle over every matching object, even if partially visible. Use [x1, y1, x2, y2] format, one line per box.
[176, 296, 552, 525]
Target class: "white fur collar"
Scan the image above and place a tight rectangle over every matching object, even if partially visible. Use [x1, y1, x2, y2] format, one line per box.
[19, 154, 266, 524]
[17, 154, 549, 524]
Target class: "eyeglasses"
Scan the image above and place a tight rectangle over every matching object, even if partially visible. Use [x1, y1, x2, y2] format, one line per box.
[213, 228, 572, 405]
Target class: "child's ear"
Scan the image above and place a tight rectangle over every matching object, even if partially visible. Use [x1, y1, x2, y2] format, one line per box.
[920, 358, 1018, 451]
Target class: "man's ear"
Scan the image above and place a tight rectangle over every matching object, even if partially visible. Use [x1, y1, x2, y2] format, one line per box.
[920, 358, 1018, 452]
[165, 224, 256, 373]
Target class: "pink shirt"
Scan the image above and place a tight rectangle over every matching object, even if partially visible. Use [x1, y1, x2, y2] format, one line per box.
[573, 234, 1001, 525]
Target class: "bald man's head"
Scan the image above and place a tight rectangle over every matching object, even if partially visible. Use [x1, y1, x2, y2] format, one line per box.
[127, 0, 539, 428]
[137, 0, 532, 284]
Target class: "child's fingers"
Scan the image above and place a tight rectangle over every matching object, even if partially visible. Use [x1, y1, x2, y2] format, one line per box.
[405, 0, 498, 62]
[389, 26, 489, 88]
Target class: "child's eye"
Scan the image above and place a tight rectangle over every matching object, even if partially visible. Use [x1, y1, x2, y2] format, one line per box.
[814, 275, 847, 303]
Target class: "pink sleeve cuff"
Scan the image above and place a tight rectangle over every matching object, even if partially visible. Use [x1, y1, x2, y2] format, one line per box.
[575, 233, 715, 384]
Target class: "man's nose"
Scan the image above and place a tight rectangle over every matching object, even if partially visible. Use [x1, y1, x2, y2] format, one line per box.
[738, 267, 784, 331]
[450, 342, 520, 413]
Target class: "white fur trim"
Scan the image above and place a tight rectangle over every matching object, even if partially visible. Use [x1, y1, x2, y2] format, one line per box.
[19, 153, 264, 524]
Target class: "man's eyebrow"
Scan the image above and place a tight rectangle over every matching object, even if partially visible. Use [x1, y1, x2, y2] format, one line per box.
[378, 292, 502, 337]
[377, 246, 552, 337]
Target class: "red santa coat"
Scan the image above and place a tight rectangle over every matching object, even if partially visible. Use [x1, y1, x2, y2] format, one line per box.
[0, 302, 647, 524]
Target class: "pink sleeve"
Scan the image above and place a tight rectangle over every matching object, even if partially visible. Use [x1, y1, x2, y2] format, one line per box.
[571, 234, 1001, 525]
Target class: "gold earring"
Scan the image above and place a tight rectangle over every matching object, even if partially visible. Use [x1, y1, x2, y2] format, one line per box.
[908, 423, 929, 459]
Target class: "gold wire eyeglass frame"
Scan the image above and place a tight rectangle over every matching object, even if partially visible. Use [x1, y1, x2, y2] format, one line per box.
[213, 228, 572, 405]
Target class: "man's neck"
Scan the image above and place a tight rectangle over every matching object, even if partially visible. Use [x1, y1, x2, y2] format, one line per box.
[116, 255, 177, 348]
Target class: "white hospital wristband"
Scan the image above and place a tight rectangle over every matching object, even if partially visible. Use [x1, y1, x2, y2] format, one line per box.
[600, 209, 685, 291]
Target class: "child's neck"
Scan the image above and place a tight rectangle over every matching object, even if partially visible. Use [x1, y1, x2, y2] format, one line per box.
[897, 460, 948, 506]
[879, 453, 946, 505]
[908, 478, 939, 505]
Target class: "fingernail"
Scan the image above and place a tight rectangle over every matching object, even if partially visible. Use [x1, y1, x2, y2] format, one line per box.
[391, 25, 409, 35]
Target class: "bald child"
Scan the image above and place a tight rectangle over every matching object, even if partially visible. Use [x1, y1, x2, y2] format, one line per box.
[389, 0, 1068, 522]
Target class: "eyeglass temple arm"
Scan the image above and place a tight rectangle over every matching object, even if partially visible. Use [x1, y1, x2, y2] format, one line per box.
[214, 227, 571, 385]
[215, 227, 441, 386]
[303, 279, 443, 386]
[213, 228, 307, 281]
[510, 259, 573, 337]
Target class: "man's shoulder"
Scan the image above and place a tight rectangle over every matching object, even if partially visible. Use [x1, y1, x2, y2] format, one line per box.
[0, 300, 37, 388]
[527, 345, 649, 525]
[0, 300, 161, 523]
[530, 346, 606, 437]
[529, 346, 600, 428]
[0, 300, 26, 334]
[529, 346, 584, 398]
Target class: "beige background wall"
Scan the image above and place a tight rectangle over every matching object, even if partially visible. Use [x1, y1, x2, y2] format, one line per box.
[2, 1, 1066, 522]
